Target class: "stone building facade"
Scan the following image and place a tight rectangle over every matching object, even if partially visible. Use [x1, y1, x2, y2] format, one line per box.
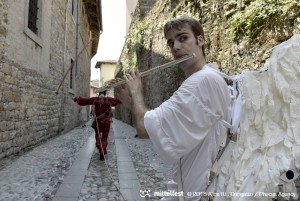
[0, 0, 102, 159]
[96, 60, 118, 87]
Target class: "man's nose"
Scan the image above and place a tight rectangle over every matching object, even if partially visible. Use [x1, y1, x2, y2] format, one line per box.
[172, 40, 181, 50]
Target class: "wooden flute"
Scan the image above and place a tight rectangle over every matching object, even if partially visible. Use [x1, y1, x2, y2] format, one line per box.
[96, 53, 195, 93]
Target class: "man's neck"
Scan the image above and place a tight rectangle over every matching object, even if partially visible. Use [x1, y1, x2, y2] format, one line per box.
[184, 60, 207, 77]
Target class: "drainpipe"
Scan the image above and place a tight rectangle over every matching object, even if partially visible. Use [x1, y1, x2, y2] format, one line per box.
[58, 0, 70, 135]
[75, 0, 79, 76]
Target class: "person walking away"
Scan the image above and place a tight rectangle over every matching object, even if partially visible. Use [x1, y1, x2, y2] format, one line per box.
[73, 91, 122, 160]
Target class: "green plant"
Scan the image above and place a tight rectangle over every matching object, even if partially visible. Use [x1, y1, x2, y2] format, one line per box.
[229, 0, 300, 42]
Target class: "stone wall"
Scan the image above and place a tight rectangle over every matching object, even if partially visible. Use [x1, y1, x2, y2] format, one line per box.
[115, 0, 300, 125]
[138, 0, 157, 17]
[0, 0, 92, 159]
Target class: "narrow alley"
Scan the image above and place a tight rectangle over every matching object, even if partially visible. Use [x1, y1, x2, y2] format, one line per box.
[0, 119, 172, 201]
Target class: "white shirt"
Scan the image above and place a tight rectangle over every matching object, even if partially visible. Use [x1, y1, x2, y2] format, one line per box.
[144, 65, 231, 201]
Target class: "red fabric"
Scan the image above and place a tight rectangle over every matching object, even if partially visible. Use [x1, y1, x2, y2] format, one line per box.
[74, 96, 121, 155]
[94, 119, 110, 155]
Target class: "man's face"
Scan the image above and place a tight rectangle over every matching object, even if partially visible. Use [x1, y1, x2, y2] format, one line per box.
[165, 24, 203, 60]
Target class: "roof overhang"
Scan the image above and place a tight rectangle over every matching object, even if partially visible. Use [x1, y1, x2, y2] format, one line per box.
[82, 0, 103, 56]
[95, 60, 118, 68]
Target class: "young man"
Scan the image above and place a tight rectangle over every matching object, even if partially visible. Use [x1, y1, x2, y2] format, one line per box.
[115, 16, 231, 200]
[73, 91, 121, 161]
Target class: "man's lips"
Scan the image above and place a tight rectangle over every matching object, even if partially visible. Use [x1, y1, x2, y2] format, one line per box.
[175, 54, 188, 59]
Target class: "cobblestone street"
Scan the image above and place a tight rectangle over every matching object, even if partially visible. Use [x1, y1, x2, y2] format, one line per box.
[1, 118, 300, 201]
[0, 119, 172, 201]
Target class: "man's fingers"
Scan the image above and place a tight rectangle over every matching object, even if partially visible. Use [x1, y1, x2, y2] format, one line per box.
[129, 70, 139, 78]
[124, 70, 140, 81]
[124, 73, 133, 81]
[121, 83, 127, 89]
[134, 70, 140, 77]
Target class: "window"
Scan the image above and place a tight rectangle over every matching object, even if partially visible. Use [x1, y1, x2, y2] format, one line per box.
[24, 0, 43, 46]
[70, 59, 75, 90]
[72, 0, 74, 15]
[28, 0, 39, 34]
[22, 0, 52, 75]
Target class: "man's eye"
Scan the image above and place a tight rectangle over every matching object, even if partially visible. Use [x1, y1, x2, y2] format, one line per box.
[167, 42, 174, 48]
[179, 36, 187, 42]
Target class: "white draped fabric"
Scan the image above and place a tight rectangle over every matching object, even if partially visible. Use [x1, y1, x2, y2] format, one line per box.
[215, 35, 300, 201]
[144, 65, 231, 201]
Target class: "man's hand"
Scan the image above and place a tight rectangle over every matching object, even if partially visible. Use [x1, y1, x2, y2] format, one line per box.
[73, 97, 78, 102]
[113, 72, 149, 138]
[114, 78, 132, 109]
[124, 70, 143, 95]
[119, 70, 149, 138]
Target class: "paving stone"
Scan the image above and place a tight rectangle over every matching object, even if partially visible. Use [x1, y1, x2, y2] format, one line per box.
[0, 122, 93, 201]
[0, 119, 173, 201]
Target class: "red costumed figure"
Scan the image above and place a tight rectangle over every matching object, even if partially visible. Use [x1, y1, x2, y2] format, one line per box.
[73, 91, 121, 160]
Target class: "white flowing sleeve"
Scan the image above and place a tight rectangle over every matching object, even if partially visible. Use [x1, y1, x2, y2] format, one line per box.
[144, 70, 229, 165]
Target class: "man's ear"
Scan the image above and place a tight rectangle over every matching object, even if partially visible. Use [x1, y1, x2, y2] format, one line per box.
[197, 35, 204, 46]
